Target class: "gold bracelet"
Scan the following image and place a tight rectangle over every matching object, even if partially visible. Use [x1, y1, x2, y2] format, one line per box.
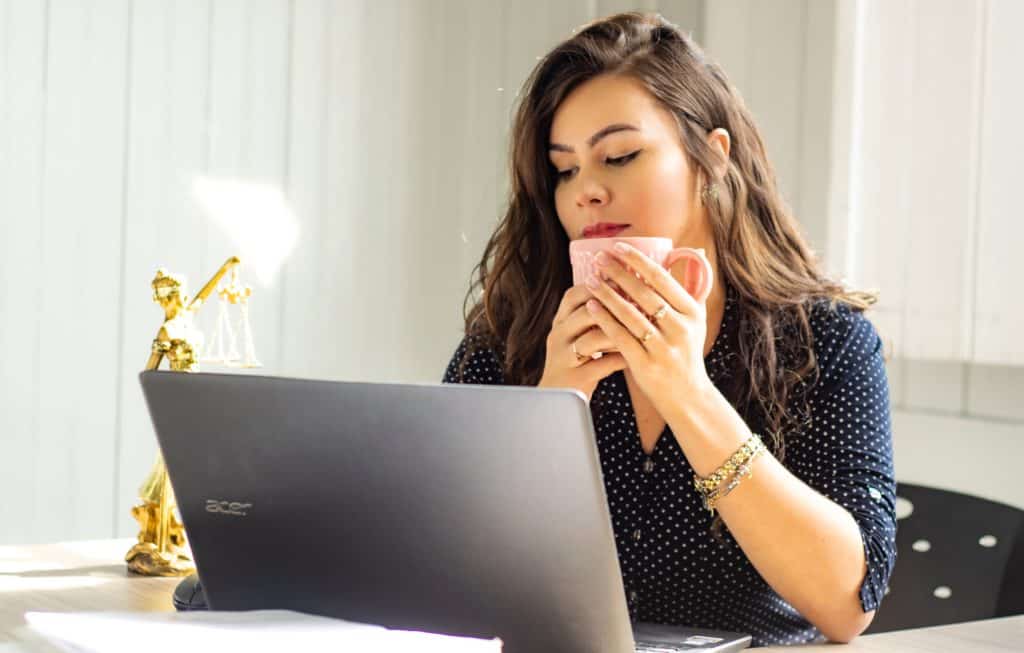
[692, 433, 765, 496]
[701, 445, 766, 516]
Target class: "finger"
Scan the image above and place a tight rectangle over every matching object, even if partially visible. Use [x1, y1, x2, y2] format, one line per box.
[594, 251, 672, 322]
[567, 338, 590, 368]
[552, 284, 595, 326]
[559, 303, 603, 341]
[585, 297, 649, 362]
[604, 244, 703, 317]
[586, 273, 660, 349]
[564, 325, 608, 369]
[565, 327, 598, 368]
[573, 326, 617, 359]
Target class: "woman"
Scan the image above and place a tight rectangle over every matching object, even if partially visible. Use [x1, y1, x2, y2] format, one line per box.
[442, 13, 895, 647]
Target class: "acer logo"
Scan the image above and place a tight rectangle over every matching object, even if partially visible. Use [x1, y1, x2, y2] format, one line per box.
[205, 499, 252, 516]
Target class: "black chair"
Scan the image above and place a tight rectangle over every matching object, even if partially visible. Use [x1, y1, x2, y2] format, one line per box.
[866, 482, 1024, 633]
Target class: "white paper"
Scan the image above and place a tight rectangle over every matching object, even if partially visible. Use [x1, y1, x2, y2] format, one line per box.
[25, 610, 502, 653]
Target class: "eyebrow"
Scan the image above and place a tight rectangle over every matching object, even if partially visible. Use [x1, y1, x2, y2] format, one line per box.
[548, 123, 640, 153]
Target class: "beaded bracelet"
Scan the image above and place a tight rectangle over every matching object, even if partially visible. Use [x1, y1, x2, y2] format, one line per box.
[692, 433, 765, 496]
[700, 444, 766, 516]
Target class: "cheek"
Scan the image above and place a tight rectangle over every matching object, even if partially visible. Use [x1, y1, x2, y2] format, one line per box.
[630, 154, 695, 228]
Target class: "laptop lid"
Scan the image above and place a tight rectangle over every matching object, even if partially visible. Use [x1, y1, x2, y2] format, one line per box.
[139, 370, 635, 652]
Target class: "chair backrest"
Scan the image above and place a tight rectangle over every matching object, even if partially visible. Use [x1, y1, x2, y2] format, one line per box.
[866, 483, 1024, 634]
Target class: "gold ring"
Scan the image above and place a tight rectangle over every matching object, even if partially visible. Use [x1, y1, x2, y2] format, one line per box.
[640, 329, 655, 344]
[571, 340, 586, 361]
[651, 304, 669, 322]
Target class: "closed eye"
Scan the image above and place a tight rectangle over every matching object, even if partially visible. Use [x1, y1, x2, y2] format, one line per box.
[607, 150, 641, 166]
[555, 150, 642, 182]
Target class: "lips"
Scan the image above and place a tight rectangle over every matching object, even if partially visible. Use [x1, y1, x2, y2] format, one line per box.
[583, 223, 630, 238]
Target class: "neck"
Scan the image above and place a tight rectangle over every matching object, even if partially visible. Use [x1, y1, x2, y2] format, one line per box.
[703, 275, 726, 357]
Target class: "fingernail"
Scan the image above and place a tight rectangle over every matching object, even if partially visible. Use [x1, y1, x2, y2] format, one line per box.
[614, 242, 629, 252]
[595, 251, 610, 265]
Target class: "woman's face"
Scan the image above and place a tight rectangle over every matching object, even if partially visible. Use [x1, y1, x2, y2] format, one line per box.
[548, 74, 709, 247]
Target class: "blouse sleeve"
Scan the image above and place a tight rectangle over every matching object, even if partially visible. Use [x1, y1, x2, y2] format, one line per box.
[783, 303, 897, 613]
[441, 333, 506, 385]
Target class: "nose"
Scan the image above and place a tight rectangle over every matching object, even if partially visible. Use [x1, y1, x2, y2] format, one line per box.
[575, 177, 610, 208]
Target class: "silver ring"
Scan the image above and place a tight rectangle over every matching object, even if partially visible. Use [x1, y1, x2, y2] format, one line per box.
[639, 329, 655, 344]
[651, 304, 669, 322]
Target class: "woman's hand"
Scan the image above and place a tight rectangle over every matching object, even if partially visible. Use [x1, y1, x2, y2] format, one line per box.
[537, 284, 629, 401]
[583, 242, 714, 417]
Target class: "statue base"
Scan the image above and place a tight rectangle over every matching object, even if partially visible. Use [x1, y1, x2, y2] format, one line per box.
[125, 541, 195, 577]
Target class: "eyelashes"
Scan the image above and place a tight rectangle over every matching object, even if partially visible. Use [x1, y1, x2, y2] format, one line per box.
[555, 150, 642, 182]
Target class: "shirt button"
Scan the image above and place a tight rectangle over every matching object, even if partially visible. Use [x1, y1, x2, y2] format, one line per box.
[643, 458, 655, 474]
[632, 529, 642, 542]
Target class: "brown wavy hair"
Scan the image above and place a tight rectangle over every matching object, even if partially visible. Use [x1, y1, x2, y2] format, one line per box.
[458, 13, 875, 480]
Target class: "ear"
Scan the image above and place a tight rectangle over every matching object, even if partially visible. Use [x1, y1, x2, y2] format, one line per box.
[707, 128, 731, 178]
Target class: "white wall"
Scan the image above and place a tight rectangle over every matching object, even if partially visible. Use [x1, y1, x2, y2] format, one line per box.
[702, 0, 838, 253]
[705, 0, 1024, 512]
[0, 0, 1020, 547]
[824, 0, 1024, 510]
[828, 0, 1024, 366]
[0, 0, 702, 545]
[707, 1, 1024, 511]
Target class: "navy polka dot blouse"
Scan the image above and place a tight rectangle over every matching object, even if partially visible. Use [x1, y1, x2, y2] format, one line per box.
[442, 284, 897, 647]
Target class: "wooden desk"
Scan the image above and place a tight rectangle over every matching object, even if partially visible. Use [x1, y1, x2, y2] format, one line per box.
[0, 539, 179, 651]
[2, 539, 1022, 651]
[758, 615, 1024, 651]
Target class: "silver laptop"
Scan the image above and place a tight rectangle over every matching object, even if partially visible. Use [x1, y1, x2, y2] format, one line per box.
[139, 370, 751, 653]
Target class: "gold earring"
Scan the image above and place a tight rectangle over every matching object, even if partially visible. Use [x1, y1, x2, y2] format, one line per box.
[700, 182, 719, 206]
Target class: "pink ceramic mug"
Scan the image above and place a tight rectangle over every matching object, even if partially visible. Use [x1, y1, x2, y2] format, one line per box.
[569, 236, 713, 304]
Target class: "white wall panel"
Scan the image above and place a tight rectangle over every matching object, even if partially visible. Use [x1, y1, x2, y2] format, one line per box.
[389, 0, 465, 383]
[33, 0, 130, 542]
[836, 0, 916, 359]
[356, 0, 412, 383]
[313, 0, 364, 383]
[278, 0, 329, 379]
[0, 0, 48, 545]
[214, 0, 289, 370]
[114, 0, 212, 537]
[901, 0, 984, 361]
[974, 0, 1024, 365]
[832, 0, 1020, 364]
[702, 0, 836, 254]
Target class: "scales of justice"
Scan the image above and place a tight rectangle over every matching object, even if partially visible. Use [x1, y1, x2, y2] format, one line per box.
[125, 255, 261, 576]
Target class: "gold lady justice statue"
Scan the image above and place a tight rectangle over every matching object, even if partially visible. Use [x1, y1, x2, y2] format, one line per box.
[125, 256, 260, 576]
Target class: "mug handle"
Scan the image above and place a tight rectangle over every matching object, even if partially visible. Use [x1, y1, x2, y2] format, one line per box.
[663, 247, 714, 304]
